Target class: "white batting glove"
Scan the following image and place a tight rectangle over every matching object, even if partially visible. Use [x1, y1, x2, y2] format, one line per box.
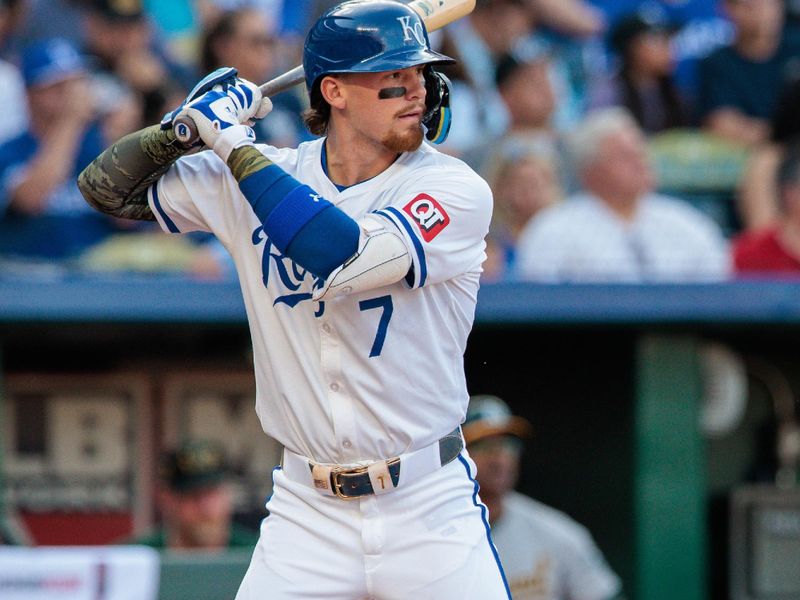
[161, 67, 239, 131]
[161, 68, 271, 130]
[176, 90, 256, 162]
[174, 90, 260, 162]
[227, 77, 273, 123]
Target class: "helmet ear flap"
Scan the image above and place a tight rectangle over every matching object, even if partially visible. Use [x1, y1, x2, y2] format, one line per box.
[422, 69, 452, 145]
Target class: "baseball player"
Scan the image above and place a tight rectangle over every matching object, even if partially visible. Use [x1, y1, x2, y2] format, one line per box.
[78, 1, 507, 598]
[464, 395, 623, 600]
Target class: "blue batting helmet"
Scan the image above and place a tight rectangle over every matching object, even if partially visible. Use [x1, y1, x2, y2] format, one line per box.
[303, 0, 455, 93]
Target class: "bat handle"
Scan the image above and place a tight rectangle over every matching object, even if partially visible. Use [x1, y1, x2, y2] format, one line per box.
[172, 65, 307, 147]
[172, 118, 200, 147]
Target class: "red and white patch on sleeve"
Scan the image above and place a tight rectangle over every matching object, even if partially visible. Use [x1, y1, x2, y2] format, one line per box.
[402, 193, 450, 242]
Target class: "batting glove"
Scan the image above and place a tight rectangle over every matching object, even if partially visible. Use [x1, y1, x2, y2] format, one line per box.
[227, 78, 273, 124]
[173, 90, 262, 162]
[161, 68, 272, 131]
[161, 67, 238, 131]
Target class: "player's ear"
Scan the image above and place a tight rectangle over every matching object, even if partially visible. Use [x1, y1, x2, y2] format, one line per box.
[320, 75, 347, 110]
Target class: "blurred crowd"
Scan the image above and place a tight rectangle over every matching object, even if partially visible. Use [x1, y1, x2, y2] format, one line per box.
[3, 0, 800, 282]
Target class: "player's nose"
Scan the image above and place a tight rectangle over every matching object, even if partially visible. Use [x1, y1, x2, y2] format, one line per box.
[403, 68, 426, 100]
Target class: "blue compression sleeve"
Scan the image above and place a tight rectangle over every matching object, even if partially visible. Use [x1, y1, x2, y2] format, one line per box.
[239, 164, 359, 278]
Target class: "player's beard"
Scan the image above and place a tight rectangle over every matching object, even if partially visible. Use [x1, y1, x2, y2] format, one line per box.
[382, 125, 424, 153]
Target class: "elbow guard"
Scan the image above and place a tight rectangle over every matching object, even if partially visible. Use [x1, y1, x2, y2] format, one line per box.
[313, 216, 411, 301]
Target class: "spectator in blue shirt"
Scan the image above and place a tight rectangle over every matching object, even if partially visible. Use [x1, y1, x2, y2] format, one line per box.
[696, 0, 800, 146]
[0, 38, 126, 260]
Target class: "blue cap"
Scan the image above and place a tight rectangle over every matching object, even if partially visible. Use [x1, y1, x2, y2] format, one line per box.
[21, 38, 87, 88]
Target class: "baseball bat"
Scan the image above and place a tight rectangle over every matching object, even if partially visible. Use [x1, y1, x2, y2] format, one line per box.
[172, 0, 476, 146]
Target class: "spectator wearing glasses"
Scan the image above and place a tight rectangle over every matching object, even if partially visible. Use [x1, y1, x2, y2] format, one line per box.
[199, 6, 308, 148]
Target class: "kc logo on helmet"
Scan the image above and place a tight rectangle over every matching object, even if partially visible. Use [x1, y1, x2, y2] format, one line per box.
[397, 15, 426, 46]
[403, 193, 449, 242]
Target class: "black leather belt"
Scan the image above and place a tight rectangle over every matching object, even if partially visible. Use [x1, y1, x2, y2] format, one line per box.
[309, 427, 463, 500]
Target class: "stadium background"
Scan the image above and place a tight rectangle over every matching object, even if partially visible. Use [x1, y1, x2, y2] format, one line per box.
[2, 0, 800, 599]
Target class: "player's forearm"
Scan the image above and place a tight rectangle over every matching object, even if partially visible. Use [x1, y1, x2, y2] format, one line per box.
[227, 145, 360, 278]
[228, 145, 408, 299]
[77, 125, 189, 221]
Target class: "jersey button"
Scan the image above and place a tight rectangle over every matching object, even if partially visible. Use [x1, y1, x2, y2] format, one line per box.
[342, 440, 352, 449]
[322, 323, 332, 334]
[330, 382, 340, 392]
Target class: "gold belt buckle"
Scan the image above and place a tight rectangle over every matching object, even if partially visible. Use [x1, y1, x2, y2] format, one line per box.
[331, 464, 369, 500]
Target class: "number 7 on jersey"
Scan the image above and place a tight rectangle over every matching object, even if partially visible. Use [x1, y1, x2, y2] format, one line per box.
[359, 295, 393, 357]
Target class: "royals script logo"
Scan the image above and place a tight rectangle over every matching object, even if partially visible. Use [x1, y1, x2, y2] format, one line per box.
[252, 226, 325, 316]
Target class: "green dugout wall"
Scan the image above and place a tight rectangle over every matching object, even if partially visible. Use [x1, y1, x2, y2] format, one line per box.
[464, 328, 707, 600]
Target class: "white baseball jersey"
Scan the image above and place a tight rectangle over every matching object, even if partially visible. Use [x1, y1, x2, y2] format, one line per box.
[492, 492, 622, 600]
[148, 137, 492, 464]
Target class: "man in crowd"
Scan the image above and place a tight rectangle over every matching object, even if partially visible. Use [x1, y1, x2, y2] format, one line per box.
[697, 0, 800, 146]
[131, 439, 259, 551]
[516, 107, 731, 282]
[0, 37, 125, 260]
[465, 394, 622, 600]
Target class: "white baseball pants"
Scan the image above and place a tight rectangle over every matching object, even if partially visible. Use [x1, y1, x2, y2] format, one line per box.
[235, 451, 510, 599]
